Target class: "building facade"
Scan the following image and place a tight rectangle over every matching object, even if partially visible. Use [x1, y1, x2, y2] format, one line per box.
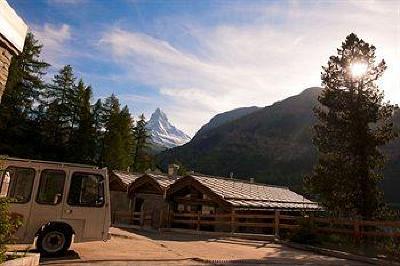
[0, 1, 27, 101]
[111, 171, 321, 233]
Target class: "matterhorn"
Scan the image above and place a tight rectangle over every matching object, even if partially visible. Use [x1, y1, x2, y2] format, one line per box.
[146, 108, 191, 149]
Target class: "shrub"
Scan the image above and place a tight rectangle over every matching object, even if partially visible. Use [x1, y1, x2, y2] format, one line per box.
[0, 157, 22, 263]
[290, 216, 320, 245]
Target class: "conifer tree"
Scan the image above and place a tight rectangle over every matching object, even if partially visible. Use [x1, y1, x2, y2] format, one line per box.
[306, 33, 398, 219]
[68, 80, 96, 163]
[42, 65, 76, 160]
[93, 99, 106, 165]
[0, 32, 49, 156]
[102, 95, 134, 170]
[133, 114, 151, 171]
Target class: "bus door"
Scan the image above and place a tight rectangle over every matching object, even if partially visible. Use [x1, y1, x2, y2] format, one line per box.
[0, 166, 36, 243]
[62, 171, 107, 241]
[27, 168, 68, 241]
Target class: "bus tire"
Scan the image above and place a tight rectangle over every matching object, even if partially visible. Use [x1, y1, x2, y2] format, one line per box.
[36, 226, 72, 257]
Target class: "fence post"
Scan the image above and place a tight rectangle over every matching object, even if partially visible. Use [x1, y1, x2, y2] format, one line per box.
[231, 209, 235, 234]
[159, 209, 164, 230]
[353, 219, 361, 243]
[130, 210, 133, 225]
[274, 210, 280, 238]
[140, 206, 145, 228]
[197, 211, 201, 231]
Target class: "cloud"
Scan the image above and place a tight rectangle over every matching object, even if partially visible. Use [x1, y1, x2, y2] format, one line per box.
[119, 94, 153, 103]
[101, 1, 399, 135]
[32, 23, 72, 68]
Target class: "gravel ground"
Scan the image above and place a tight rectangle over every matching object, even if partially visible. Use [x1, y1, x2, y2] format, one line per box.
[8, 227, 369, 265]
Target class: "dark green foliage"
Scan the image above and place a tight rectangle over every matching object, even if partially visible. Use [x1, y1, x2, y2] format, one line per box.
[68, 80, 96, 163]
[0, 32, 49, 157]
[289, 217, 320, 245]
[0, 32, 142, 171]
[132, 114, 152, 172]
[102, 95, 134, 170]
[306, 33, 398, 219]
[174, 161, 188, 176]
[0, 197, 23, 263]
[42, 65, 77, 160]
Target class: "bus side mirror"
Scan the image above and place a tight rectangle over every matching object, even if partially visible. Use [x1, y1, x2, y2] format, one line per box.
[0, 171, 10, 197]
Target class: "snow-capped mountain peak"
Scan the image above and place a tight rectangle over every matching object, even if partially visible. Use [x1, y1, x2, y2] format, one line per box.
[146, 108, 191, 149]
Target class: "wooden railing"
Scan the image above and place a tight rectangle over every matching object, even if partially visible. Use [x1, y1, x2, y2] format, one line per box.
[171, 211, 400, 239]
[311, 216, 400, 239]
[112, 210, 152, 226]
[111, 210, 400, 239]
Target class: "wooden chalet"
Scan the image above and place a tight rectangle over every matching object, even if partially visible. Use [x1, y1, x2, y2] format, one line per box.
[166, 175, 320, 233]
[118, 171, 320, 234]
[109, 171, 142, 223]
[127, 174, 180, 228]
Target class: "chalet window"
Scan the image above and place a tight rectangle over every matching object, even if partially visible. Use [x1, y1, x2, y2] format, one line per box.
[201, 205, 215, 215]
[190, 205, 200, 212]
[36, 170, 66, 205]
[177, 204, 185, 212]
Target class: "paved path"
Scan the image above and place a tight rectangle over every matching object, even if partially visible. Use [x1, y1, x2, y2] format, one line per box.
[10, 227, 369, 265]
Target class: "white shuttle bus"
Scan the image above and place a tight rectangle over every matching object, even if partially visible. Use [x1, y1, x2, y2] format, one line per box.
[0, 157, 111, 256]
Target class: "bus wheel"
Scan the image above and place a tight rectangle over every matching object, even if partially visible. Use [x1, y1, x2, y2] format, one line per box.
[37, 226, 72, 257]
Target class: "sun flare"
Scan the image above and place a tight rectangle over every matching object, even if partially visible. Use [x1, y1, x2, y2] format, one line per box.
[350, 62, 368, 78]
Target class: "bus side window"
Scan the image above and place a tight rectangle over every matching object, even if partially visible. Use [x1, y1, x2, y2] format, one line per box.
[1, 167, 35, 203]
[67, 172, 104, 207]
[36, 170, 66, 205]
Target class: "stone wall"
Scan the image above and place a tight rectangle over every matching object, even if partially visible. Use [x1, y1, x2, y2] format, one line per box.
[0, 35, 14, 102]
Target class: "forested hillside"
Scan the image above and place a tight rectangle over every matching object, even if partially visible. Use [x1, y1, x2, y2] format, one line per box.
[158, 87, 400, 204]
[195, 106, 261, 137]
[0, 33, 152, 171]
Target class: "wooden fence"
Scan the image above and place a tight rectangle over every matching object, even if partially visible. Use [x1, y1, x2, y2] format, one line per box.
[112, 210, 151, 226]
[170, 211, 400, 239]
[112, 210, 400, 239]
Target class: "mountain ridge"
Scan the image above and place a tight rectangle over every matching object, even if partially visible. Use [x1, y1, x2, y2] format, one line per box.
[195, 106, 261, 137]
[157, 87, 400, 205]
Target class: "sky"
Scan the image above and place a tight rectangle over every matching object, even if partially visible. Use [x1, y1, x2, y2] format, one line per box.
[9, 0, 400, 136]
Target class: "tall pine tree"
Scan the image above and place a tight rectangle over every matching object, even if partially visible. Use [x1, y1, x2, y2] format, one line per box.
[68, 80, 96, 163]
[132, 114, 151, 172]
[42, 65, 76, 160]
[92, 98, 106, 165]
[102, 95, 134, 170]
[0, 32, 49, 157]
[306, 33, 398, 219]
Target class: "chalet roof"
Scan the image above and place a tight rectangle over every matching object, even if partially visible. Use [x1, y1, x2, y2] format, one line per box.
[110, 171, 142, 191]
[189, 175, 320, 210]
[113, 171, 142, 186]
[114, 170, 320, 210]
[127, 173, 181, 196]
[145, 174, 180, 189]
